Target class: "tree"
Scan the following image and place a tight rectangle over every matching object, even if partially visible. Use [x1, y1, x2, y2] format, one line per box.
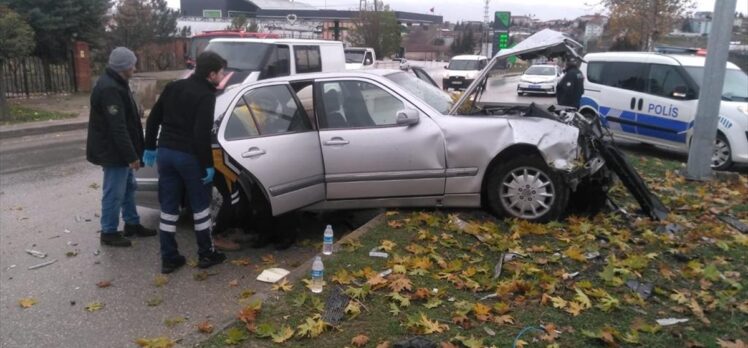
[230, 14, 248, 30]
[602, 0, 695, 50]
[0, 7, 36, 121]
[450, 26, 476, 55]
[348, 0, 402, 58]
[6, 0, 111, 63]
[108, 0, 180, 50]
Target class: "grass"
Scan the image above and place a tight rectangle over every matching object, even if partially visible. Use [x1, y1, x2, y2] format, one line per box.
[3, 105, 77, 124]
[201, 153, 748, 348]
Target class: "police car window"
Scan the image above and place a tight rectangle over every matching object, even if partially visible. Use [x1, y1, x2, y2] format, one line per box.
[245, 85, 312, 136]
[647, 64, 691, 99]
[294, 46, 322, 73]
[586, 62, 604, 83]
[261, 45, 290, 79]
[225, 97, 260, 141]
[600, 62, 648, 92]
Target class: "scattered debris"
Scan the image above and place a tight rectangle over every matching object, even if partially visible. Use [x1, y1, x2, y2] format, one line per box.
[656, 223, 683, 234]
[718, 214, 748, 234]
[75, 215, 82, 223]
[584, 251, 601, 260]
[368, 247, 389, 259]
[503, 252, 523, 262]
[28, 259, 57, 270]
[93, 249, 100, 256]
[256, 268, 290, 283]
[64, 229, 71, 234]
[66, 241, 78, 247]
[378, 269, 393, 278]
[656, 318, 689, 326]
[493, 252, 505, 279]
[393, 336, 437, 348]
[625, 280, 653, 299]
[484, 326, 496, 336]
[48, 235, 60, 240]
[563, 272, 580, 280]
[96, 280, 112, 288]
[25, 249, 47, 259]
[7, 265, 16, 270]
[65, 250, 79, 257]
[322, 286, 349, 325]
[146, 297, 163, 307]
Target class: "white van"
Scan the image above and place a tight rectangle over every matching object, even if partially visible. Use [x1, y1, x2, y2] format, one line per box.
[345, 47, 376, 70]
[442, 55, 488, 91]
[204, 38, 346, 90]
[580, 52, 748, 170]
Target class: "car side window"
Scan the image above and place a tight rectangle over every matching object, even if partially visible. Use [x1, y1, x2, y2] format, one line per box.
[600, 62, 648, 92]
[261, 45, 290, 79]
[587, 62, 604, 83]
[224, 97, 260, 141]
[244, 85, 312, 136]
[318, 80, 405, 129]
[294, 45, 322, 73]
[647, 64, 692, 99]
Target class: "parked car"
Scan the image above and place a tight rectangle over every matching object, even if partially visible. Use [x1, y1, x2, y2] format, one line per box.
[345, 47, 376, 70]
[200, 38, 345, 91]
[580, 52, 748, 170]
[136, 29, 668, 223]
[442, 55, 488, 91]
[517, 64, 561, 96]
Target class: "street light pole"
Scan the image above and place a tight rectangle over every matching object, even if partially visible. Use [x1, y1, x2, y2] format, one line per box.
[685, 0, 737, 180]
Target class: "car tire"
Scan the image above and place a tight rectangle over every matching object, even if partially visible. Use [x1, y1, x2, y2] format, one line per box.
[485, 156, 569, 222]
[712, 132, 733, 171]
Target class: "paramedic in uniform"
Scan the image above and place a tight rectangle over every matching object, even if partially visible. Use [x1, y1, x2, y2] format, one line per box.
[143, 51, 228, 274]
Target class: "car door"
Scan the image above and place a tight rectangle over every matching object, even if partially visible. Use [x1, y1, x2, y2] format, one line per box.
[218, 83, 325, 216]
[590, 61, 649, 138]
[314, 77, 446, 200]
[636, 63, 697, 146]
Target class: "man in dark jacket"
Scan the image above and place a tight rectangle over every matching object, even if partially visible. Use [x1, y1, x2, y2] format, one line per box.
[556, 57, 585, 109]
[87, 47, 157, 247]
[143, 51, 227, 274]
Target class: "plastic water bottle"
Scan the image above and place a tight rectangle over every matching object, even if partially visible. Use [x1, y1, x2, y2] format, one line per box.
[310, 256, 324, 293]
[322, 224, 334, 255]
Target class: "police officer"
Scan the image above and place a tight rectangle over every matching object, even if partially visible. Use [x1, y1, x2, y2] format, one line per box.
[556, 57, 585, 109]
[87, 47, 157, 247]
[143, 51, 227, 274]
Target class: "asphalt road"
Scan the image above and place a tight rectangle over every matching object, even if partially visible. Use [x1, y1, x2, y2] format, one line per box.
[0, 129, 376, 347]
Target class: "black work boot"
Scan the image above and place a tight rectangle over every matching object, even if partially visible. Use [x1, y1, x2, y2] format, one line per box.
[198, 251, 226, 269]
[161, 255, 186, 274]
[123, 224, 157, 237]
[100, 232, 132, 247]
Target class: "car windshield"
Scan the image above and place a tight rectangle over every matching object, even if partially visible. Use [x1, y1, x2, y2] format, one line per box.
[684, 66, 748, 101]
[385, 71, 453, 114]
[189, 37, 213, 60]
[448, 59, 480, 70]
[345, 51, 365, 63]
[525, 66, 556, 76]
[204, 42, 272, 71]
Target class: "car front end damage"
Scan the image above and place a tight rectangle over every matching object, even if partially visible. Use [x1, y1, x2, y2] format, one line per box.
[450, 29, 669, 220]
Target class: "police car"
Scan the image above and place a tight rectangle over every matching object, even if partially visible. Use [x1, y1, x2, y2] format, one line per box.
[579, 52, 748, 170]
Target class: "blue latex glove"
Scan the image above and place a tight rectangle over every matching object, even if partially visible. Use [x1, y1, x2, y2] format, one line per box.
[143, 149, 157, 167]
[202, 167, 215, 185]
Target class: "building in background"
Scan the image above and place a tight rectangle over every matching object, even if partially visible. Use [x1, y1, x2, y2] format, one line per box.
[178, 0, 442, 44]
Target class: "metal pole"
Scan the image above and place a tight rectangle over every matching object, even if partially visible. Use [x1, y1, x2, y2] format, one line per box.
[685, 0, 737, 180]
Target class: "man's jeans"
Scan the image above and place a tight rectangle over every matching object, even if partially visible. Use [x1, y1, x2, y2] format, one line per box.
[101, 166, 140, 234]
[157, 147, 214, 261]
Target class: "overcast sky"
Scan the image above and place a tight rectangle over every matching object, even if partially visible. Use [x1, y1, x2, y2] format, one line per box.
[167, 0, 748, 22]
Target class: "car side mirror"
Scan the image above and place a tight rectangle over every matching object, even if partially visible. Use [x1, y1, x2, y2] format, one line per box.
[672, 86, 689, 99]
[364, 58, 372, 65]
[396, 109, 420, 126]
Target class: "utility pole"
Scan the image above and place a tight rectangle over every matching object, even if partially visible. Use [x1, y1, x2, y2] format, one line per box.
[685, 0, 737, 180]
[482, 0, 491, 56]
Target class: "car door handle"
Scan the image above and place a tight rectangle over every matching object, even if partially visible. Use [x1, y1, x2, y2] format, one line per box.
[630, 97, 636, 110]
[637, 98, 644, 111]
[241, 147, 266, 158]
[324, 137, 349, 146]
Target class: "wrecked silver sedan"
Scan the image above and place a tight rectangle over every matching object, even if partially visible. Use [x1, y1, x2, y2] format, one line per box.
[137, 29, 666, 222]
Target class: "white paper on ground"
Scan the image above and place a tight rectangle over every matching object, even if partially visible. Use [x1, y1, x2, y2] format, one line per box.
[256, 268, 290, 283]
[656, 318, 689, 326]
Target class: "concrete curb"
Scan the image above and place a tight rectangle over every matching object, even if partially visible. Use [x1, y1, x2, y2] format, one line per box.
[0, 120, 89, 140]
[180, 212, 386, 347]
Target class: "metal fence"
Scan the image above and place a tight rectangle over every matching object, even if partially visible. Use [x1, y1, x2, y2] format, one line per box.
[1, 56, 76, 98]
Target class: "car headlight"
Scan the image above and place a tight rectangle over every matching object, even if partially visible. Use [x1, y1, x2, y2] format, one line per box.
[738, 104, 748, 116]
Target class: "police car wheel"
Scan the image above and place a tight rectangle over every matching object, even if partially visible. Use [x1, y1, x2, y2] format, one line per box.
[485, 156, 569, 222]
[711, 133, 732, 171]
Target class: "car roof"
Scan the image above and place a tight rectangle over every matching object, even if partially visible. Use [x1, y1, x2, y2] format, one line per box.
[209, 38, 341, 45]
[451, 55, 488, 60]
[584, 52, 741, 70]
